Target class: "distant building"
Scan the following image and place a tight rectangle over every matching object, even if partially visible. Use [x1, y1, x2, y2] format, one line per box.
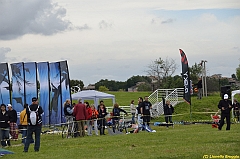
[83, 84, 95, 90]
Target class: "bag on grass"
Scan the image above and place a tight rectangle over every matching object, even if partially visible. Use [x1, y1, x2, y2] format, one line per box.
[29, 105, 39, 125]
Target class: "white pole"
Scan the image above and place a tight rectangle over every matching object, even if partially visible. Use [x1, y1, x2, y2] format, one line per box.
[204, 61, 207, 97]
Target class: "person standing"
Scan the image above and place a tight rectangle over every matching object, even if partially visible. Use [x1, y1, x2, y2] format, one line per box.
[19, 104, 28, 144]
[73, 99, 87, 137]
[63, 99, 74, 122]
[218, 94, 232, 131]
[24, 97, 44, 152]
[91, 105, 99, 136]
[233, 99, 240, 122]
[7, 104, 18, 140]
[98, 104, 107, 135]
[196, 77, 202, 99]
[136, 97, 143, 129]
[130, 100, 136, 124]
[141, 96, 152, 126]
[112, 103, 128, 133]
[85, 102, 93, 136]
[0, 104, 10, 147]
[163, 100, 174, 128]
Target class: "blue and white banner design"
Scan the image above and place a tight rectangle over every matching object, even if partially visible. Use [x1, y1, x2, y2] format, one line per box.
[37, 62, 50, 125]
[10, 62, 25, 113]
[49, 62, 61, 125]
[59, 61, 71, 123]
[0, 63, 11, 105]
[24, 62, 38, 106]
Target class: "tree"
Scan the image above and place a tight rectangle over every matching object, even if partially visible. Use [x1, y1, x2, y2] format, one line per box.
[126, 75, 151, 89]
[95, 79, 126, 91]
[98, 86, 109, 92]
[236, 64, 240, 81]
[146, 57, 177, 88]
[137, 83, 152, 91]
[189, 63, 202, 83]
[70, 79, 84, 90]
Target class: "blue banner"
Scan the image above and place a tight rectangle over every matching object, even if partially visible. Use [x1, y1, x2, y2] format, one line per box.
[37, 62, 50, 125]
[49, 62, 61, 125]
[59, 61, 71, 123]
[10, 63, 25, 114]
[0, 63, 11, 105]
[24, 62, 38, 106]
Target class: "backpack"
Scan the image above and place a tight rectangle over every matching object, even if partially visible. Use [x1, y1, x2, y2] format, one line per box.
[28, 105, 39, 125]
[113, 108, 120, 117]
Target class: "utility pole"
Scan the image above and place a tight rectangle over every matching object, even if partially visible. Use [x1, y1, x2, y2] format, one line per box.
[201, 60, 207, 97]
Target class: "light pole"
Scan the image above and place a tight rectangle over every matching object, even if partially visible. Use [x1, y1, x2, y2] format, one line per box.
[201, 60, 207, 97]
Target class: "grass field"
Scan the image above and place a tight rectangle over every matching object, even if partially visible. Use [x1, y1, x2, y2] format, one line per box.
[3, 91, 240, 159]
[3, 124, 240, 159]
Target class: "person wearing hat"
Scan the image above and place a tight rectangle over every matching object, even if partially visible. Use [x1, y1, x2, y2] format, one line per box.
[23, 97, 43, 152]
[7, 103, 18, 140]
[217, 94, 233, 130]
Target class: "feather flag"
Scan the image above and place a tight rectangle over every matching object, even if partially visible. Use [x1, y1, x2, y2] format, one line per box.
[179, 49, 191, 105]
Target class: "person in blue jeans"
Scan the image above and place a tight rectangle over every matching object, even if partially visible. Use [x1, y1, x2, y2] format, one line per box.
[24, 97, 44, 152]
[0, 104, 11, 147]
[20, 104, 34, 144]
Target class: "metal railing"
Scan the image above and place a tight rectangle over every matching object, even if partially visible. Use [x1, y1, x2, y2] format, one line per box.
[105, 88, 184, 118]
[148, 88, 184, 117]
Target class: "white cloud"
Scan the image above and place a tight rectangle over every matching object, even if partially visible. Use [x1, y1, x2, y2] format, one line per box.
[1, 0, 240, 85]
[0, 47, 11, 62]
[0, 0, 89, 40]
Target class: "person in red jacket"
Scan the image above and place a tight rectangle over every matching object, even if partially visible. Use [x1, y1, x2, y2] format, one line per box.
[85, 102, 93, 136]
[73, 99, 87, 137]
[91, 105, 99, 135]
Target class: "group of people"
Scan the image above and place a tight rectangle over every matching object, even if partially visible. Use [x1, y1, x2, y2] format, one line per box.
[132, 96, 174, 129]
[217, 94, 240, 130]
[0, 97, 44, 152]
[0, 103, 18, 147]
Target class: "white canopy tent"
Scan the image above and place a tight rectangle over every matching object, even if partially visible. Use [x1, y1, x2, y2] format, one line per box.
[71, 90, 115, 108]
[231, 90, 240, 103]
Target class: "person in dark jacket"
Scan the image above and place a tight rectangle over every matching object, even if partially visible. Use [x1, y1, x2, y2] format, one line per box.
[136, 97, 143, 129]
[98, 103, 107, 135]
[218, 94, 232, 130]
[0, 104, 10, 147]
[196, 77, 203, 99]
[141, 96, 152, 126]
[112, 103, 128, 133]
[7, 104, 18, 140]
[24, 97, 44, 152]
[163, 100, 174, 128]
[63, 99, 74, 122]
[233, 99, 240, 122]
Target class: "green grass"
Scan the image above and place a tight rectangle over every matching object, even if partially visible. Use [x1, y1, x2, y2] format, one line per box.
[4, 124, 240, 159]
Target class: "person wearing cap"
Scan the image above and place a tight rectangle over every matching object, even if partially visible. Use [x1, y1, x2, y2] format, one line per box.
[0, 104, 11, 147]
[7, 104, 18, 140]
[217, 94, 233, 130]
[24, 97, 44, 152]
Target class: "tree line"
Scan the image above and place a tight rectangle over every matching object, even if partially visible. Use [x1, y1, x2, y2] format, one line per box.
[70, 57, 240, 92]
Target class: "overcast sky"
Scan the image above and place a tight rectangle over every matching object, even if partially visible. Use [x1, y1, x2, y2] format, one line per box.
[1, 0, 240, 85]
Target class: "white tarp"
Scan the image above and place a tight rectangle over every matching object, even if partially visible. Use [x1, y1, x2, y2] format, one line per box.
[71, 90, 115, 108]
[231, 90, 240, 119]
[231, 90, 240, 104]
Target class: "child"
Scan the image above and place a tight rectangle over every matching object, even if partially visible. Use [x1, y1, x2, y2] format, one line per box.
[211, 110, 221, 128]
